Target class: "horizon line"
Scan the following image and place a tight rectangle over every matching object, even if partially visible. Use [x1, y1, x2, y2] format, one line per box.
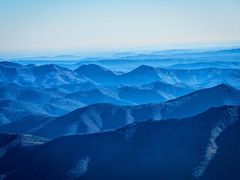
[0, 42, 240, 59]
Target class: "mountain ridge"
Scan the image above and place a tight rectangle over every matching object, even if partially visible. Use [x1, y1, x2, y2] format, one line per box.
[0, 105, 239, 179]
[1, 84, 239, 138]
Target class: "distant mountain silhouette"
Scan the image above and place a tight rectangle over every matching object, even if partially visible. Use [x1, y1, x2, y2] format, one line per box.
[74, 64, 240, 88]
[75, 64, 117, 84]
[167, 61, 240, 69]
[0, 62, 239, 88]
[121, 66, 240, 87]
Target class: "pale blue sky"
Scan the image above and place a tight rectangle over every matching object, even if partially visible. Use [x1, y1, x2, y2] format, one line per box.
[0, 0, 240, 53]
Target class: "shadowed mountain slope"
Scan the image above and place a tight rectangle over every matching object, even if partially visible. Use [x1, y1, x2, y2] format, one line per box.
[0, 106, 239, 179]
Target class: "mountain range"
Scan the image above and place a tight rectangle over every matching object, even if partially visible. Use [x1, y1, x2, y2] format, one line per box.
[1, 83, 239, 138]
[0, 48, 239, 179]
[0, 105, 239, 179]
[1, 61, 240, 88]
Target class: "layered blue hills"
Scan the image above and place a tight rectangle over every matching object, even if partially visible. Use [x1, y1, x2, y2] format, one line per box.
[0, 48, 240, 179]
[0, 83, 239, 138]
[1, 61, 240, 88]
[71, 48, 240, 71]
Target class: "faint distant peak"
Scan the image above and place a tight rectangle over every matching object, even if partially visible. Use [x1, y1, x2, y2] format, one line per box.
[76, 64, 112, 72]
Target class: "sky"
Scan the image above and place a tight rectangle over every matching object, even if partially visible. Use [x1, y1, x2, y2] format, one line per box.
[0, 0, 240, 54]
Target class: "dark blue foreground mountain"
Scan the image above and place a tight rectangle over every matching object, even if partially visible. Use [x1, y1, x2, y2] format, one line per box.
[0, 105, 239, 179]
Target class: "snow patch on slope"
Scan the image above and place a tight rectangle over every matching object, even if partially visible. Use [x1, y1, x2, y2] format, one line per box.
[192, 107, 239, 178]
[66, 157, 90, 179]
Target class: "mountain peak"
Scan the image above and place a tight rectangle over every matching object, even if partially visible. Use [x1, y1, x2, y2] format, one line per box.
[76, 64, 110, 72]
[216, 83, 234, 89]
[135, 65, 155, 71]
[74, 64, 116, 84]
[212, 83, 240, 95]
[128, 65, 157, 76]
